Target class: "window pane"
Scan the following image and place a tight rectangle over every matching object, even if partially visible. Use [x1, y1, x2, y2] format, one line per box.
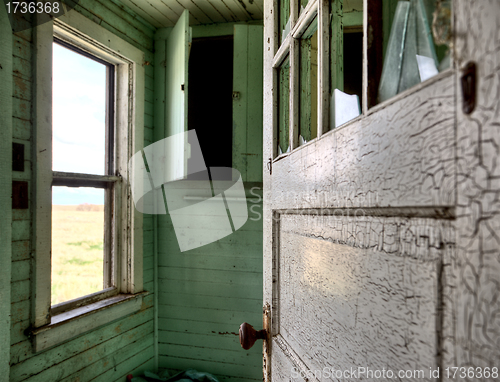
[278, 57, 290, 155]
[280, 0, 291, 43]
[51, 186, 105, 305]
[329, 0, 363, 129]
[299, 21, 318, 145]
[378, 0, 451, 103]
[52, 43, 107, 175]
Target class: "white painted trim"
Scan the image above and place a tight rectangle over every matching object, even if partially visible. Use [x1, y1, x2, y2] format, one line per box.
[0, 4, 12, 378]
[291, 0, 318, 39]
[272, 35, 291, 68]
[32, 292, 148, 352]
[32, 19, 54, 328]
[56, 9, 144, 64]
[32, 8, 145, 341]
[131, 53, 145, 293]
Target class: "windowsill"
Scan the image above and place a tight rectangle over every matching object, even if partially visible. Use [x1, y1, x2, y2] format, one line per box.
[31, 291, 148, 352]
[51, 287, 120, 315]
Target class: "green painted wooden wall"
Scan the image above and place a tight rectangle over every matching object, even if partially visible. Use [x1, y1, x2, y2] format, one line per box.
[1, 3, 14, 379]
[154, 23, 264, 382]
[8, 1, 157, 380]
[232, 25, 264, 183]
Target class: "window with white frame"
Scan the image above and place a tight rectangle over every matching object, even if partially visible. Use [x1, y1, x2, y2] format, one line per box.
[32, 13, 144, 343]
[50, 38, 118, 311]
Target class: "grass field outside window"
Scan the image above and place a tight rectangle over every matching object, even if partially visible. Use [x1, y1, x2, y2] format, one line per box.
[51, 204, 105, 305]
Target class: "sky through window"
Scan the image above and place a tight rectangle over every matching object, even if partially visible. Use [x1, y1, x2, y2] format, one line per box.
[52, 42, 108, 205]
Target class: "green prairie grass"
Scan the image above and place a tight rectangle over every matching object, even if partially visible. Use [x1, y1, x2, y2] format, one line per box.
[51, 205, 105, 305]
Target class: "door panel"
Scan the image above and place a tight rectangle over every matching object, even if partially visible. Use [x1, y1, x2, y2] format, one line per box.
[271, 213, 453, 381]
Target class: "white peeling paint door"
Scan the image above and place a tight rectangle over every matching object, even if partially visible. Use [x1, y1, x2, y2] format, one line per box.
[164, 9, 191, 178]
[261, 2, 468, 382]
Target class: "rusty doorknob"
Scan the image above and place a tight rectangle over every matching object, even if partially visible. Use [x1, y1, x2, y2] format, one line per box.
[239, 322, 267, 350]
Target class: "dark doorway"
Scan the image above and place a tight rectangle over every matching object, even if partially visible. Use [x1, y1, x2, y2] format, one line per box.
[343, 31, 363, 110]
[188, 36, 233, 180]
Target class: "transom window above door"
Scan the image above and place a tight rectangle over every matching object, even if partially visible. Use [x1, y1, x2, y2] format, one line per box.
[272, 0, 452, 159]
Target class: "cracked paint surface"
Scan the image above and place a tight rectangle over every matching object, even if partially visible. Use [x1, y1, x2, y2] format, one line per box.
[451, 0, 500, 376]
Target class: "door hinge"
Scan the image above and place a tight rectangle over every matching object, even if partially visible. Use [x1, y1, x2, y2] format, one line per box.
[267, 158, 272, 175]
[461, 62, 477, 115]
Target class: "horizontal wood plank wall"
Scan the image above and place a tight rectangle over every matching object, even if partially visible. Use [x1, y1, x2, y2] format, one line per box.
[157, 187, 263, 382]
[155, 23, 264, 382]
[9, 1, 156, 380]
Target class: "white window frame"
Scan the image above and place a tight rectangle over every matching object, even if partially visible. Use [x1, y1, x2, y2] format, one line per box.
[50, 36, 119, 315]
[272, 0, 331, 157]
[31, 10, 145, 351]
[271, 0, 454, 159]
